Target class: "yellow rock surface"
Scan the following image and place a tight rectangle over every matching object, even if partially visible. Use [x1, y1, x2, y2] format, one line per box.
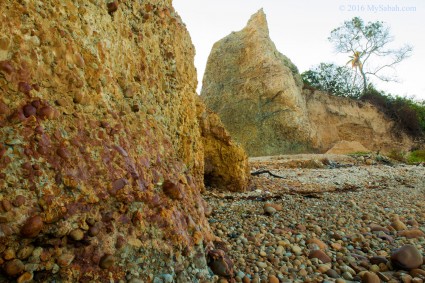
[0, 1, 245, 281]
[198, 99, 249, 192]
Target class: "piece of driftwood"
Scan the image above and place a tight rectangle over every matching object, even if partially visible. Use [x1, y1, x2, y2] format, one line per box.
[250, 170, 286, 179]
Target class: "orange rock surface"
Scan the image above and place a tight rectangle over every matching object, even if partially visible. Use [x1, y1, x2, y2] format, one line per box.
[197, 99, 249, 192]
[0, 1, 247, 281]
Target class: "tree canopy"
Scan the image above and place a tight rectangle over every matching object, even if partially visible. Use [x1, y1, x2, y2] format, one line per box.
[301, 63, 363, 99]
[328, 17, 413, 93]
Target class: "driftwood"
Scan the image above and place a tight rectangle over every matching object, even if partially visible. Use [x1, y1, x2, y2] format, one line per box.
[250, 170, 286, 179]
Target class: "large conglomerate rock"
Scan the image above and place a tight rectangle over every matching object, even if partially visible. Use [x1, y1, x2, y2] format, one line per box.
[201, 9, 312, 157]
[197, 99, 249, 192]
[0, 1, 245, 281]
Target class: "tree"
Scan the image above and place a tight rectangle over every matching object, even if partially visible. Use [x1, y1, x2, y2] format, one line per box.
[301, 63, 363, 98]
[329, 17, 413, 93]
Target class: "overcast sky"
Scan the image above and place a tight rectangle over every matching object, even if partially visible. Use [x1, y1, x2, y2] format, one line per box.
[174, 0, 425, 100]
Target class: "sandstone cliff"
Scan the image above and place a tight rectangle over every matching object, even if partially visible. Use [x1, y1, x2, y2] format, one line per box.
[0, 1, 247, 282]
[306, 90, 415, 153]
[201, 9, 415, 156]
[201, 9, 312, 157]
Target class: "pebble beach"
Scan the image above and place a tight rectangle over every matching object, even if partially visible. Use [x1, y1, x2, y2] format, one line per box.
[205, 155, 425, 283]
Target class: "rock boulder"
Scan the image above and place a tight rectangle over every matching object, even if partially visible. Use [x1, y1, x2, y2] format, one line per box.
[197, 99, 249, 192]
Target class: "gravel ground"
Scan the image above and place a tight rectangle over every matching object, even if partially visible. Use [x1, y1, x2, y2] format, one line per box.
[205, 155, 425, 283]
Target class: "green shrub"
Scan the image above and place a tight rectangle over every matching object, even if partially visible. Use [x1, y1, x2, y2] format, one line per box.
[407, 150, 425, 164]
[361, 86, 425, 138]
[301, 63, 362, 99]
[302, 64, 425, 138]
[387, 149, 407, 162]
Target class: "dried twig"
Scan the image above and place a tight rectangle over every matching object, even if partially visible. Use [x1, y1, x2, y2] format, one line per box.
[251, 170, 286, 179]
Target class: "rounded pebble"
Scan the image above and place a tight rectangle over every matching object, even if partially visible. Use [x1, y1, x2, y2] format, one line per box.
[20, 215, 44, 238]
[99, 254, 115, 269]
[391, 245, 423, 270]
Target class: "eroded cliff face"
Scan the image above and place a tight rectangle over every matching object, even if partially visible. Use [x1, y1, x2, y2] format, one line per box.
[201, 9, 415, 156]
[306, 90, 415, 153]
[201, 9, 312, 157]
[0, 1, 246, 281]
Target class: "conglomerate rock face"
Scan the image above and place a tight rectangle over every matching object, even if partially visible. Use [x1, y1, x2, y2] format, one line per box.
[201, 9, 312, 157]
[0, 1, 243, 281]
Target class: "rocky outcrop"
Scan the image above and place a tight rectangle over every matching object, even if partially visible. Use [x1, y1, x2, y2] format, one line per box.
[0, 1, 245, 282]
[306, 90, 415, 153]
[201, 9, 415, 156]
[201, 9, 312, 157]
[197, 99, 249, 192]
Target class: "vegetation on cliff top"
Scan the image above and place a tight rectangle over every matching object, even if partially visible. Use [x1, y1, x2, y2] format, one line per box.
[328, 17, 413, 93]
[302, 69, 425, 139]
[302, 17, 424, 140]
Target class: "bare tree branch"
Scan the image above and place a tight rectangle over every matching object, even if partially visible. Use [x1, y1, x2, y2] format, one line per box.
[329, 17, 413, 93]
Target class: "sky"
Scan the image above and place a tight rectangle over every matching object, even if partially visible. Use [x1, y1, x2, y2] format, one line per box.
[174, 0, 425, 101]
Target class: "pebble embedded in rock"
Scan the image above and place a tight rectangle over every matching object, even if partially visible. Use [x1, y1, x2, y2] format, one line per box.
[107, 1, 118, 15]
[3, 248, 16, 260]
[20, 215, 44, 238]
[12, 195, 26, 207]
[69, 228, 85, 241]
[17, 271, 33, 283]
[3, 259, 25, 277]
[57, 253, 75, 267]
[391, 245, 423, 270]
[17, 246, 34, 260]
[88, 225, 100, 237]
[162, 180, 183, 200]
[1, 199, 12, 212]
[99, 254, 115, 269]
[23, 104, 36, 118]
